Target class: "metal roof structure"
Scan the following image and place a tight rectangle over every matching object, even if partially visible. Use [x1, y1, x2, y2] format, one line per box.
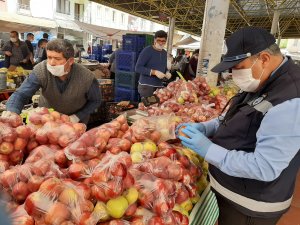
[91, 0, 300, 38]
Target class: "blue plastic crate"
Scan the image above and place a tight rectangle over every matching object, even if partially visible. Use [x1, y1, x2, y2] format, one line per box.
[92, 45, 102, 54]
[115, 70, 139, 89]
[116, 50, 137, 72]
[122, 35, 139, 52]
[114, 86, 140, 102]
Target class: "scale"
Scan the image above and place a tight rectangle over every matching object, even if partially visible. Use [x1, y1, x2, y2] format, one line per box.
[141, 95, 160, 107]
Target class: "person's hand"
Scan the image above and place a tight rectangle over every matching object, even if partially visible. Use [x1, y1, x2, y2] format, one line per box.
[176, 123, 206, 136]
[178, 126, 212, 158]
[69, 115, 80, 123]
[4, 51, 12, 57]
[165, 72, 172, 79]
[21, 59, 27, 63]
[152, 70, 166, 79]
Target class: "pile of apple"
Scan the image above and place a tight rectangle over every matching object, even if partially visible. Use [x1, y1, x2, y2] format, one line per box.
[0, 112, 33, 169]
[64, 115, 129, 161]
[24, 177, 94, 225]
[0, 147, 63, 203]
[138, 77, 229, 123]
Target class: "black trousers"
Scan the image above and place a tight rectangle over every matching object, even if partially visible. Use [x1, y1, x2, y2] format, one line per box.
[137, 84, 158, 98]
[216, 194, 282, 225]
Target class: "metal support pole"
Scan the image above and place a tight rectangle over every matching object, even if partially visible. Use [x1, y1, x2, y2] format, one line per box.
[271, 9, 280, 35]
[167, 17, 175, 56]
[196, 0, 230, 87]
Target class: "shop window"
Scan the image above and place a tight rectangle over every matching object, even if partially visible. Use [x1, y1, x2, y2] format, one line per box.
[56, 0, 70, 15]
[75, 3, 84, 20]
[121, 13, 125, 24]
[97, 5, 101, 18]
[112, 11, 116, 23]
[18, 0, 30, 10]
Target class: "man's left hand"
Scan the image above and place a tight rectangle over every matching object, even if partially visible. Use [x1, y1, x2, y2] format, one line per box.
[69, 114, 80, 123]
[178, 126, 213, 158]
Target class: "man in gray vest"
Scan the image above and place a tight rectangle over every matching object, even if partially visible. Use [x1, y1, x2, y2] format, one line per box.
[3, 39, 101, 124]
[177, 27, 300, 225]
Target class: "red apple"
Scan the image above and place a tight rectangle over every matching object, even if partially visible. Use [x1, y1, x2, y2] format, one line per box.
[68, 163, 87, 180]
[44, 202, 71, 225]
[125, 203, 137, 216]
[173, 211, 189, 225]
[73, 123, 86, 135]
[14, 137, 28, 151]
[111, 163, 127, 178]
[16, 125, 32, 139]
[26, 140, 39, 152]
[39, 178, 63, 197]
[0, 169, 17, 188]
[148, 216, 164, 225]
[123, 172, 135, 189]
[12, 181, 30, 202]
[27, 175, 44, 193]
[105, 179, 124, 198]
[0, 142, 14, 155]
[55, 150, 68, 167]
[91, 169, 109, 184]
[9, 150, 24, 165]
[91, 185, 109, 202]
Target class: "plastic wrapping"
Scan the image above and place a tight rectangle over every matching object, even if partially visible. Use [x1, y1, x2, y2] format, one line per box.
[0, 111, 23, 128]
[130, 114, 177, 143]
[0, 156, 63, 203]
[23, 178, 93, 225]
[0, 122, 33, 166]
[64, 115, 129, 161]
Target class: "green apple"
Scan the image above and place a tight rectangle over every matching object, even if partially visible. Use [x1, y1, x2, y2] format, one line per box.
[123, 187, 139, 205]
[131, 152, 143, 163]
[106, 196, 129, 219]
[130, 142, 144, 153]
[143, 141, 157, 153]
[180, 198, 193, 212]
[177, 96, 185, 104]
[93, 201, 109, 221]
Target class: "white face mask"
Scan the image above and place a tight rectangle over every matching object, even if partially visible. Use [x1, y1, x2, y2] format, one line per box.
[154, 43, 164, 50]
[10, 38, 17, 43]
[232, 58, 264, 92]
[47, 60, 69, 77]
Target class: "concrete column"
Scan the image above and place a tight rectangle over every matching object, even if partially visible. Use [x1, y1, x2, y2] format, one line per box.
[196, 0, 230, 87]
[271, 9, 280, 35]
[167, 17, 175, 56]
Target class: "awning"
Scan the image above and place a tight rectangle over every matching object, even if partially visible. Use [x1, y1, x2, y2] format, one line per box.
[74, 21, 129, 40]
[174, 35, 200, 46]
[0, 12, 56, 32]
[55, 19, 82, 32]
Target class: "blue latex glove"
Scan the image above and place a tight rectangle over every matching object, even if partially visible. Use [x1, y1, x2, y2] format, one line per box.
[178, 126, 212, 158]
[175, 123, 206, 136]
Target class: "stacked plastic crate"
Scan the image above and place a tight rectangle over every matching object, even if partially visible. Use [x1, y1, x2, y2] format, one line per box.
[114, 34, 154, 102]
[91, 45, 102, 62]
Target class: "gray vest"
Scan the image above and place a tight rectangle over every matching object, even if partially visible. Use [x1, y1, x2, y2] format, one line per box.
[33, 61, 95, 116]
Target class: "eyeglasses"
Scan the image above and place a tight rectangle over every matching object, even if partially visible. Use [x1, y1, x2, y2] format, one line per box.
[156, 39, 167, 43]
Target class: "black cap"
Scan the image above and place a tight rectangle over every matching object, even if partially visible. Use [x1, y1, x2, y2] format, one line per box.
[211, 27, 276, 73]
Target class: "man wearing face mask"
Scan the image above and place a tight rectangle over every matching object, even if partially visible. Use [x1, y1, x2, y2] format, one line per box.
[176, 27, 300, 225]
[2, 31, 30, 69]
[3, 39, 101, 124]
[135, 30, 172, 98]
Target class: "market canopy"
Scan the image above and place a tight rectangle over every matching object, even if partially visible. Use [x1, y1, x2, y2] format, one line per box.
[91, 0, 300, 38]
[0, 12, 56, 33]
[174, 35, 200, 46]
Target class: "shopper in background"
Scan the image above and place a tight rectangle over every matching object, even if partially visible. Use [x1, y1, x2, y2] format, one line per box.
[173, 48, 188, 74]
[24, 32, 35, 69]
[42, 32, 49, 41]
[135, 30, 171, 98]
[2, 31, 30, 69]
[183, 49, 199, 80]
[177, 27, 300, 225]
[35, 38, 48, 64]
[108, 47, 121, 80]
[3, 39, 101, 124]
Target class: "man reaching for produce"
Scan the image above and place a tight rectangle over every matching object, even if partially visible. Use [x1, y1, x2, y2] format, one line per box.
[135, 30, 172, 97]
[3, 39, 101, 124]
[177, 27, 300, 225]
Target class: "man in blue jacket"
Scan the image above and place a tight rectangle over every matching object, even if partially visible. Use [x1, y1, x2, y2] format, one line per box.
[135, 30, 171, 97]
[177, 27, 300, 225]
